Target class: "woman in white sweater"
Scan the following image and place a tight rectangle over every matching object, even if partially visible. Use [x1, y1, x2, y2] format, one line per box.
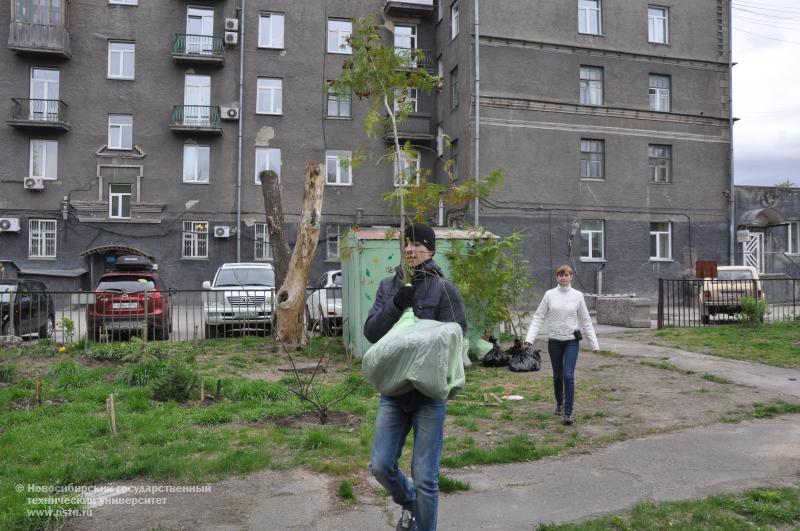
[524, 264, 599, 425]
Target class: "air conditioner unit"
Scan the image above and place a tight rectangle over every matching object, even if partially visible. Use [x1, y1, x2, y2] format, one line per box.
[221, 106, 240, 120]
[224, 31, 238, 46]
[0, 217, 21, 233]
[214, 225, 231, 238]
[24, 177, 44, 190]
[225, 18, 239, 32]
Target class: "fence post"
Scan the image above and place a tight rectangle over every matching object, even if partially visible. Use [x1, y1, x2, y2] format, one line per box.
[657, 278, 664, 329]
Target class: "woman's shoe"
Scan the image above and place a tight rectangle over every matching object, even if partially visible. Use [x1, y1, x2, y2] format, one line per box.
[563, 413, 573, 426]
[553, 404, 563, 416]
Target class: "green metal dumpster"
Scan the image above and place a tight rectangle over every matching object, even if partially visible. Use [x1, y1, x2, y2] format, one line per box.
[341, 226, 494, 359]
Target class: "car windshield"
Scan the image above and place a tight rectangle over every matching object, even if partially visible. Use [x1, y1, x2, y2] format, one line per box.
[215, 268, 275, 287]
[97, 276, 156, 292]
[332, 273, 342, 287]
[718, 270, 754, 281]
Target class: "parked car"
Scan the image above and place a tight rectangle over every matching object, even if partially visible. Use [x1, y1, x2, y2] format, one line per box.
[87, 255, 173, 340]
[305, 270, 343, 336]
[203, 263, 276, 338]
[699, 265, 764, 324]
[0, 279, 55, 339]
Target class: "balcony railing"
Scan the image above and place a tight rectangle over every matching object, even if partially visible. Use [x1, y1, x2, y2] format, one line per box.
[8, 21, 71, 57]
[384, 113, 433, 142]
[395, 48, 434, 71]
[384, 0, 435, 17]
[170, 105, 222, 134]
[8, 98, 69, 131]
[172, 34, 225, 65]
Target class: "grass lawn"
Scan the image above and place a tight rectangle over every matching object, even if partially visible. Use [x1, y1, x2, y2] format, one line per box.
[1, 334, 798, 529]
[654, 322, 800, 369]
[538, 486, 800, 530]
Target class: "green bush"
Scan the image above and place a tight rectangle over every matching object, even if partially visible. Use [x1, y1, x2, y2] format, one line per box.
[151, 359, 198, 402]
[117, 357, 169, 387]
[738, 296, 769, 324]
[0, 364, 17, 383]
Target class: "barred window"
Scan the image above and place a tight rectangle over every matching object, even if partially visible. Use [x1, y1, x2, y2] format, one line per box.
[254, 223, 272, 261]
[29, 219, 57, 259]
[182, 221, 208, 258]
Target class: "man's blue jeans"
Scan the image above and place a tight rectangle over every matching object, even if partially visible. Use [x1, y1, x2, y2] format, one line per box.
[548, 339, 580, 415]
[371, 389, 446, 531]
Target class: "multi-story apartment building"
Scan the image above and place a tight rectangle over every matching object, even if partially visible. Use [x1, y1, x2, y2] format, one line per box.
[0, 0, 732, 298]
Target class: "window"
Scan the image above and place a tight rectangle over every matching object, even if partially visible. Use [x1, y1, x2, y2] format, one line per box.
[109, 0, 137, 5]
[183, 145, 210, 183]
[579, 66, 603, 106]
[649, 74, 671, 112]
[258, 12, 285, 48]
[256, 78, 282, 115]
[450, 66, 459, 109]
[16, 0, 64, 24]
[326, 150, 352, 186]
[109, 184, 132, 219]
[108, 41, 135, 79]
[108, 114, 133, 150]
[254, 223, 272, 261]
[327, 19, 352, 54]
[255, 147, 281, 184]
[578, 0, 601, 35]
[394, 88, 418, 113]
[648, 6, 669, 44]
[394, 152, 421, 187]
[327, 86, 351, 118]
[182, 221, 208, 259]
[394, 25, 417, 67]
[450, 139, 459, 181]
[788, 221, 800, 254]
[29, 219, 57, 259]
[650, 222, 672, 260]
[29, 68, 59, 121]
[29, 140, 57, 180]
[648, 144, 671, 183]
[450, 1, 459, 39]
[580, 220, 604, 260]
[580, 139, 604, 179]
[326, 224, 342, 259]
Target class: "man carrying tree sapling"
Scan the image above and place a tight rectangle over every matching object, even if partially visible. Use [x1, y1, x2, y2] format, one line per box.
[364, 223, 467, 531]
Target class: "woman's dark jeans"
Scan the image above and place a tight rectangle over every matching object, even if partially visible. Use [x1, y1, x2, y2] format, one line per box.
[548, 339, 580, 415]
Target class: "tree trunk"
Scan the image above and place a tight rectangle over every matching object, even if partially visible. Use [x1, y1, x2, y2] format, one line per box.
[260, 169, 292, 290]
[274, 163, 325, 347]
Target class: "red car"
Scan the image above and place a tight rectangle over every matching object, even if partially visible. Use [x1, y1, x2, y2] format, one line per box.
[87, 256, 172, 340]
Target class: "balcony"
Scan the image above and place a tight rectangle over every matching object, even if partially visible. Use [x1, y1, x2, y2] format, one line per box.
[172, 34, 225, 65]
[384, 0, 435, 18]
[8, 21, 71, 57]
[384, 113, 433, 142]
[170, 105, 222, 135]
[395, 48, 434, 72]
[8, 99, 70, 131]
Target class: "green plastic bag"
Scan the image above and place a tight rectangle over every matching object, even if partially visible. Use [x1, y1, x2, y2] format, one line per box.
[469, 336, 493, 361]
[362, 309, 466, 400]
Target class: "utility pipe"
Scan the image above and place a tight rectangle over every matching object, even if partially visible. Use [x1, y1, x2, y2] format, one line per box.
[728, 0, 735, 265]
[473, 0, 480, 226]
[235, 0, 246, 261]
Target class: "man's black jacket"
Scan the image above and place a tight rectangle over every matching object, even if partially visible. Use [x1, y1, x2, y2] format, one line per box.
[364, 259, 467, 344]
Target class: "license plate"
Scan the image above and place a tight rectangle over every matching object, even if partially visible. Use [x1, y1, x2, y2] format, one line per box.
[112, 302, 139, 309]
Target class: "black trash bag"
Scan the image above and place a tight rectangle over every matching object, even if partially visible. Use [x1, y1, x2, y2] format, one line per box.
[482, 336, 509, 367]
[507, 338, 542, 372]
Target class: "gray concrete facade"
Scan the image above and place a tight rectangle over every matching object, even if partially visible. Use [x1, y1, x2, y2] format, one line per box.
[0, 0, 733, 298]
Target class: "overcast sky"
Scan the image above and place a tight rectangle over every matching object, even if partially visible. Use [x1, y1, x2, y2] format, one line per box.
[732, 0, 800, 186]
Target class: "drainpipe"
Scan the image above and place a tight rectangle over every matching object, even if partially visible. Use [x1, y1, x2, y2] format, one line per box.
[473, 0, 480, 226]
[235, 0, 246, 262]
[727, 0, 735, 265]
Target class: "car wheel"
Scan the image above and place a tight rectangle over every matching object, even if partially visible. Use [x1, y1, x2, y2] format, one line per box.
[304, 305, 314, 331]
[701, 313, 710, 325]
[39, 315, 54, 339]
[205, 324, 218, 339]
[90, 327, 101, 342]
[320, 317, 335, 337]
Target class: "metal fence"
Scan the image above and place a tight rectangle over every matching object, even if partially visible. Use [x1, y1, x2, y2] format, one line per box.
[1, 287, 343, 344]
[657, 278, 799, 328]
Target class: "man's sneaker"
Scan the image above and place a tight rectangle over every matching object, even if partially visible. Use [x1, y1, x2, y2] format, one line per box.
[396, 508, 415, 530]
[553, 404, 563, 416]
[563, 413, 574, 426]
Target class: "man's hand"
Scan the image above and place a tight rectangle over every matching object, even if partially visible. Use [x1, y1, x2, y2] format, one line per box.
[393, 285, 415, 311]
